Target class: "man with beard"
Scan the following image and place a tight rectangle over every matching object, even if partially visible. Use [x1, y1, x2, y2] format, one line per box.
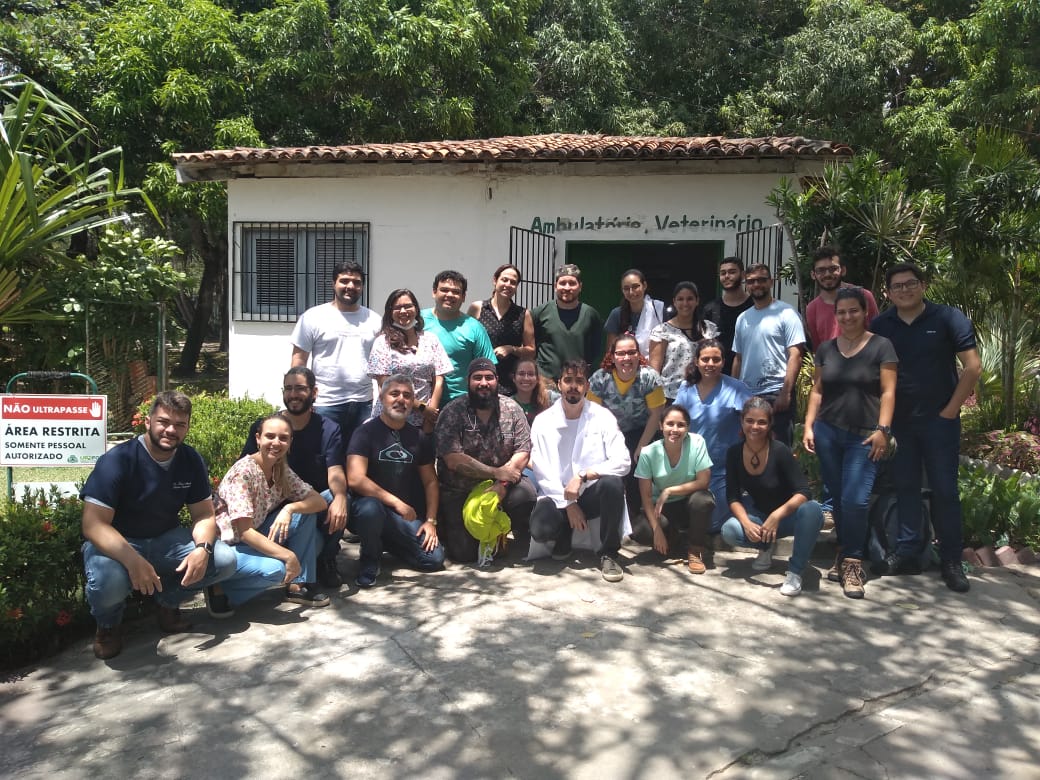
[703, 256, 753, 375]
[240, 367, 347, 589]
[532, 264, 604, 380]
[434, 358, 536, 563]
[804, 246, 879, 349]
[346, 375, 444, 587]
[80, 391, 236, 659]
[291, 261, 381, 445]
[421, 270, 496, 402]
[529, 359, 631, 582]
[731, 264, 807, 446]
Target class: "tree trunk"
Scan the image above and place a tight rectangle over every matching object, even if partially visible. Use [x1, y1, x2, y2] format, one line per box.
[174, 217, 225, 377]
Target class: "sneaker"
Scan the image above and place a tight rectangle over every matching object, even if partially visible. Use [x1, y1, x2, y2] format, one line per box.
[551, 531, 573, 561]
[204, 586, 234, 619]
[600, 555, 624, 582]
[355, 565, 380, 589]
[687, 547, 706, 575]
[286, 584, 331, 607]
[941, 560, 970, 593]
[316, 556, 342, 588]
[476, 541, 495, 568]
[841, 558, 866, 599]
[827, 551, 842, 583]
[780, 571, 802, 597]
[752, 544, 774, 571]
[93, 626, 123, 660]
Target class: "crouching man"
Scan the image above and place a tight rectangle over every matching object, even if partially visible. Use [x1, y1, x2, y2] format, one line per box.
[80, 391, 236, 660]
[347, 375, 445, 587]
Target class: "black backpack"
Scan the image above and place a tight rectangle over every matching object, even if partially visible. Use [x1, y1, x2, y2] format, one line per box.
[866, 463, 935, 570]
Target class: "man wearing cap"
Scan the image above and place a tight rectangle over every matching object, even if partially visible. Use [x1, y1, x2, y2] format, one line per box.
[532, 264, 604, 379]
[434, 358, 537, 563]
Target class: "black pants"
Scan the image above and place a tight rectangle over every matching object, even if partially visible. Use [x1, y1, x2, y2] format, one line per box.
[529, 475, 625, 558]
[439, 477, 537, 563]
[651, 490, 716, 553]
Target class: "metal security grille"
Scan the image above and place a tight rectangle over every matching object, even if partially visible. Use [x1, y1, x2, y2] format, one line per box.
[736, 223, 785, 298]
[233, 222, 370, 321]
[509, 226, 556, 309]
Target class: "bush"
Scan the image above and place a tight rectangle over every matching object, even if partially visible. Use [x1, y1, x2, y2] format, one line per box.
[135, 392, 277, 480]
[0, 487, 90, 668]
[962, 430, 1040, 475]
[959, 463, 1040, 550]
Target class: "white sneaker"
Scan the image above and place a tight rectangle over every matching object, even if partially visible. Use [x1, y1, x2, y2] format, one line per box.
[476, 541, 495, 568]
[752, 544, 774, 571]
[780, 571, 802, 597]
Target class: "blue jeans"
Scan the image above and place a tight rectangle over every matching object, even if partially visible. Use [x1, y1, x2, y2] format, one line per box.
[813, 419, 878, 561]
[891, 414, 962, 562]
[313, 488, 342, 562]
[220, 506, 321, 607]
[708, 471, 730, 534]
[315, 401, 372, 448]
[83, 526, 237, 629]
[721, 500, 824, 576]
[348, 496, 445, 571]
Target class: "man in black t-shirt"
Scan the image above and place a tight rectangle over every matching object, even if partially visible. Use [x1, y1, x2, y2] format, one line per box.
[703, 256, 753, 375]
[346, 375, 445, 588]
[241, 366, 347, 589]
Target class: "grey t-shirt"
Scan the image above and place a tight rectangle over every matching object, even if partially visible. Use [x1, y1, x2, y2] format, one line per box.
[815, 335, 898, 432]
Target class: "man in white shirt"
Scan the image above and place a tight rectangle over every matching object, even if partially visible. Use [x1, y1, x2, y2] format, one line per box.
[529, 359, 631, 582]
[290, 261, 381, 447]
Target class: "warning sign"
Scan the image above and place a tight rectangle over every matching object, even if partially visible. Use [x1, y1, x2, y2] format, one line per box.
[0, 394, 107, 466]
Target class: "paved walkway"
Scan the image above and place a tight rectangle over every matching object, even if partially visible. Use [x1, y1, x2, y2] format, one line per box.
[3, 539, 1038, 779]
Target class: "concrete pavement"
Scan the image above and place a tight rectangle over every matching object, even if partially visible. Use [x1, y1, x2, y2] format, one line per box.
[2, 539, 1038, 779]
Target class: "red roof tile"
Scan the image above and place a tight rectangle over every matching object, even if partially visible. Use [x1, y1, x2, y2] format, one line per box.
[172, 133, 852, 175]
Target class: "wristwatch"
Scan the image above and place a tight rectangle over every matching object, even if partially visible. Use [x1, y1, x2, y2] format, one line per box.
[426, 517, 438, 527]
[874, 425, 892, 435]
[195, 541, 215, 556]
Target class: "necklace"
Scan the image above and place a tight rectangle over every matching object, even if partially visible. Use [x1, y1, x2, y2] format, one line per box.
[838, 332, 868, 356]
[745, 441, 768, 469]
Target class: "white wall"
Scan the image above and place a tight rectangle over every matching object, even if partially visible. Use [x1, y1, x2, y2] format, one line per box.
[227, 161, 819, 402]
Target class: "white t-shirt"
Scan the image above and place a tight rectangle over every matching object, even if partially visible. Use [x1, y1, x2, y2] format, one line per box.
[732, 300, 805, 396]
[290, 303, 381, 404]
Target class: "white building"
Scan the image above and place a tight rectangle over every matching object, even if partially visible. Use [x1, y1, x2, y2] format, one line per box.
[173, 134, 851, 403]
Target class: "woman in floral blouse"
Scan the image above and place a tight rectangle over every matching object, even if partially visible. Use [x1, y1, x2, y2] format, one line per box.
[206, 413, 330, 615]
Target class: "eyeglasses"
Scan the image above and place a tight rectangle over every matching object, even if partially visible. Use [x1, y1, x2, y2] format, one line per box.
[813, 265, 841, 276]
[614, 349, 639, 357]
[621, 284, 644, 293]
[391, 304, 416, 311]
[888, 279, 922, 292]
[283, 385, 311, 393]
[745, 277, 771, 285]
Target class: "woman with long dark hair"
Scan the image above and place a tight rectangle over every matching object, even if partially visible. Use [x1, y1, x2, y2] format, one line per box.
[468, 264, 535, 395]
[649, 281, 719, 401]
[511, 358, 558, 426]
[721, 397, 824, 597]
[367, 288, 453, 431]
[604, 268, 665, 359]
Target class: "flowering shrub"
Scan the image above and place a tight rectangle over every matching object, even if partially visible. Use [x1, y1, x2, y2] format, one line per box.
[0, 487, 90, 668]
[962, 430, 1040, 475]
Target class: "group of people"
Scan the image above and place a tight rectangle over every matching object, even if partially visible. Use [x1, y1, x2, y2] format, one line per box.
[80, 251, 981, 660]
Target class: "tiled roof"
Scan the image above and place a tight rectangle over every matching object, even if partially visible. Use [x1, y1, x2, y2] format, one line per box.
[172, 133, 852, 174]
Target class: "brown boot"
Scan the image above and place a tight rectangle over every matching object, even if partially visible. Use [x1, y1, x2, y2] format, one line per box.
[156, 605, 192, 633]
[687, 546, 706, 574]
[93, 626, 123, 660]
[841, 558, 866, 599]
[827, 548, 842, 582]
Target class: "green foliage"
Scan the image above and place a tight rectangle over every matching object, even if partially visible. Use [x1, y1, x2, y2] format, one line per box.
[959, 463, 1040, 550]
[963, 432, 1040, 476]
[136, 392, 276, 479]
[0, 487, 90, 668]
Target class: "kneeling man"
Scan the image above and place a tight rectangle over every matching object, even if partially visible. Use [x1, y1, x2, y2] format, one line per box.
[347, 375, 445, 587]
[530, 360, 631, 582]
[80, 391, 236, 659]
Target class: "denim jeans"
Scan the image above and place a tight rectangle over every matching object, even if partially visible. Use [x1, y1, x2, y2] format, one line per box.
[530, 475, 625, 558]
[348, 496, 446, 571]
[891, 414, 963, 562]
[812, 419, 878, 561]
[83, 526, 237, 628]
[315, 401, 372, 447]
[220, 505, 321, 607]
[721, 499, 824, 576]
[312, 488, 342, 562]
[708, 471, 730, 534]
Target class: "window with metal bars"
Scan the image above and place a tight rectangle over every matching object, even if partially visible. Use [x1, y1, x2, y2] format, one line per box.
[233, 222, 370, 321]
